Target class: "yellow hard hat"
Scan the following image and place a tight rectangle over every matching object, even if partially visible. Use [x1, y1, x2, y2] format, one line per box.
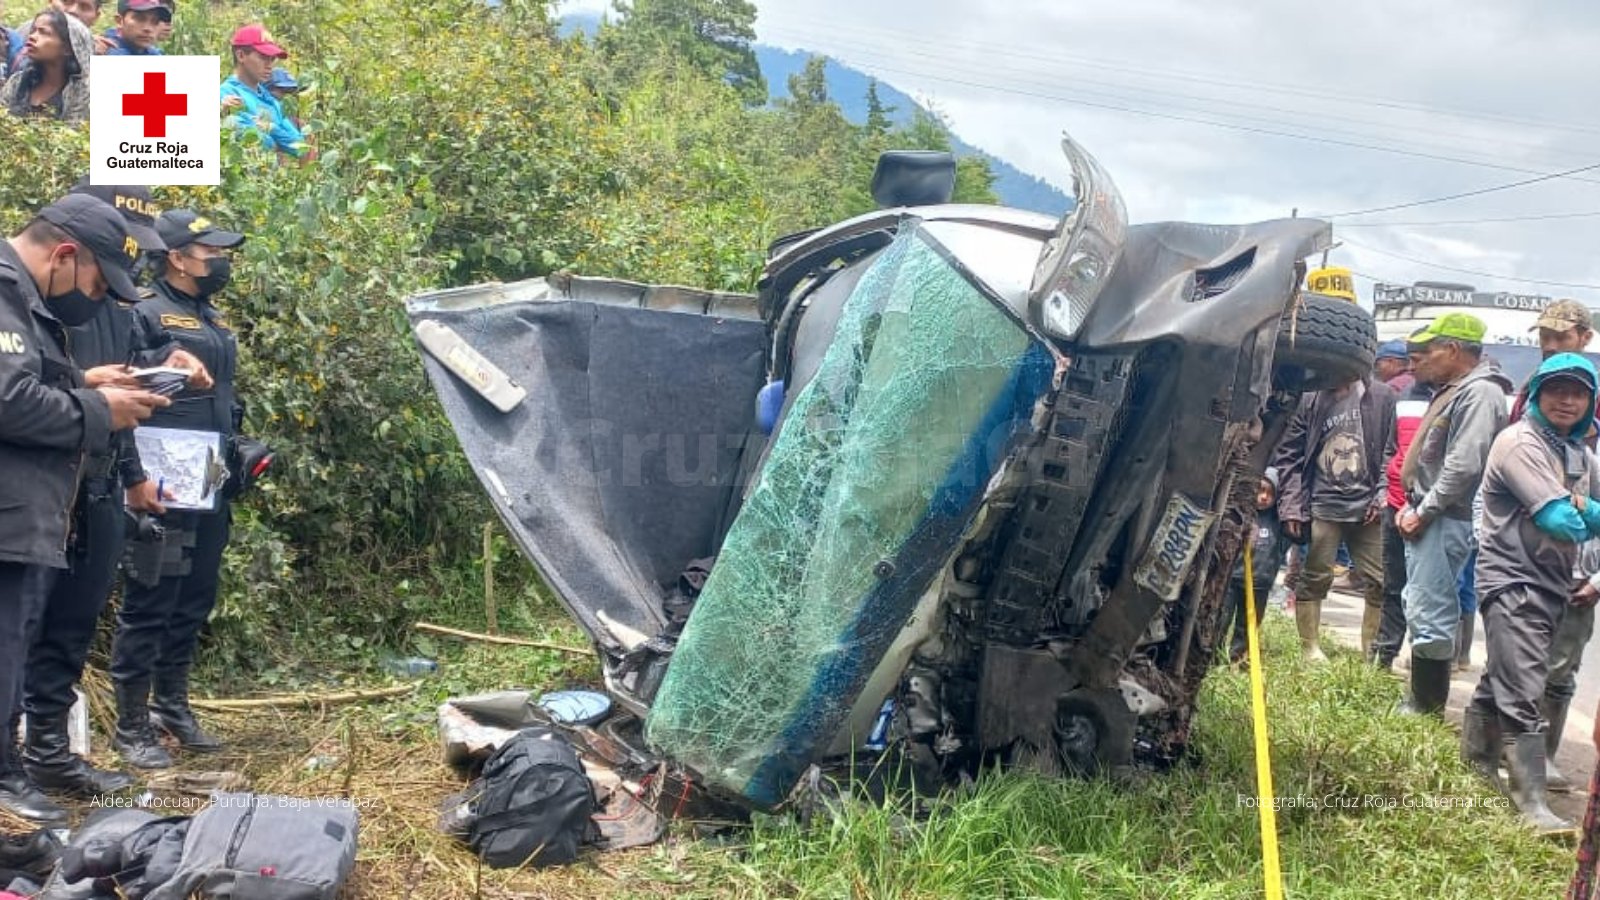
[1306, 266, 1357, 303]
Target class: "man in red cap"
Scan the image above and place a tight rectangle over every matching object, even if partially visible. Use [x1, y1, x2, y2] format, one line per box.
[219, 23, 311, 159]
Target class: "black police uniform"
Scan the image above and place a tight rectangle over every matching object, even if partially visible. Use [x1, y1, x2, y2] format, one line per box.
[19, 297, 151, 795]
[109, 275, 238, 759]
[21, 181, 168, 796]
[0, 240, 114, 823]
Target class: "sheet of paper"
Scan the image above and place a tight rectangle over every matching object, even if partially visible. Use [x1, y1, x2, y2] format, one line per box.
[129, 366, 192, 379]
[130, 367, 192, 397]
[132, 427, 226, 511]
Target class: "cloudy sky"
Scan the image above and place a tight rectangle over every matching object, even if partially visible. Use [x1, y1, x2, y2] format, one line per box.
[558, 0, 1600, 307]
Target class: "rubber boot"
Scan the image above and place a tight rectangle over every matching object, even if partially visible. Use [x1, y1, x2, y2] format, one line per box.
[1542, 695, 1574, 793]
[1454, 614, 1474, 672]
[1505, 731, 1574, 836]
[150, 670, 223, 753]
[1460, 704, 1507, 795]
[1295, 599, 1327, 662]
[1360, 602, 1382, 662]
[1399, 656, 1452, 716]
[111, 681, 174, 770]
[22, 714, 136, 798]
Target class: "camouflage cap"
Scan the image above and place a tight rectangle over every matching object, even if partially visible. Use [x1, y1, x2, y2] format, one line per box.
[1408, 312, 1486, 346]
[1533, 299, 1593, 334]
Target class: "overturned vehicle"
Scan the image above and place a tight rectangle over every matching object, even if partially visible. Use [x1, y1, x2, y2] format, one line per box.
[406, 138, 1376, 810]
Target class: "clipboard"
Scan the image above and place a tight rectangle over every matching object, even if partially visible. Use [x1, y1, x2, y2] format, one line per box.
[132, 427, 229, 511]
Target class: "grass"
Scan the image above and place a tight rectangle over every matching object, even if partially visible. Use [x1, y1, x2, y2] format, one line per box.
[664, 620, 1574, 899]
[40, 614, 1579, 899]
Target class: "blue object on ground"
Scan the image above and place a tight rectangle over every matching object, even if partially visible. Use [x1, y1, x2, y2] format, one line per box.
[537, 690, 612, 726]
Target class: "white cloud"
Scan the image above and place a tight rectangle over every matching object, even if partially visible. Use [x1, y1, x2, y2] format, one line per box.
[557, 0, 1600, 305]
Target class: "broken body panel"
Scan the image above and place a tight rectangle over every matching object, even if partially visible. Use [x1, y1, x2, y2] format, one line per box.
[406, 139, 1370, 810]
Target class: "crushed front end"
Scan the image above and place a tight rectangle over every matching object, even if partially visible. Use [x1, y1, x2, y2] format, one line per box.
[406, 136, 1373, 813]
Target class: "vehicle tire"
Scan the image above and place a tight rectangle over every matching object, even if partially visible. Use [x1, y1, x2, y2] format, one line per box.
[1272, 292, 1377, 392]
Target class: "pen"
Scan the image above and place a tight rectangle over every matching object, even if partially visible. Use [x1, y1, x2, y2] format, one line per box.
[157, 478, 164, 502]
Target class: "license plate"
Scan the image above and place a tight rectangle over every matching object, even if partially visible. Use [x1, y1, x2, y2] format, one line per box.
[1133, 494, 1216, 601]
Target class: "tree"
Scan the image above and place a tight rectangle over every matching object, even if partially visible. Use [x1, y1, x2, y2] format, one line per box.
[785, 55, 830, 111]
[864, 79, 895, 140]
[770, 56, 864, 225]
[604, 0, 767, 105]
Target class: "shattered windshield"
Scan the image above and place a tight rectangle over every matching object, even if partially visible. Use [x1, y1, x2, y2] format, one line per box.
[647, 222, 1055, 806]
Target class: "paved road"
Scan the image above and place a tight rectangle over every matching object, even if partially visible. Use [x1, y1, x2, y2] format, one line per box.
[1318, 588, 1595, 823]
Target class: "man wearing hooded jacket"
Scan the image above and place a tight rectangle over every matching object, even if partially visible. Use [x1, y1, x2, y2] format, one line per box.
[0, 194, 167, 823]
[1503, 299, 1600, 795]
[1462, 352, 1600, 835]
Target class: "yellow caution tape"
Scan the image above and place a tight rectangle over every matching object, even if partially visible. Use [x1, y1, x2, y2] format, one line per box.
[1243, 541, 1285, 900]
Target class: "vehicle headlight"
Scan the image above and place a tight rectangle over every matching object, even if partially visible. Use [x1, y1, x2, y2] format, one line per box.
[1028, 136, 1128, 341]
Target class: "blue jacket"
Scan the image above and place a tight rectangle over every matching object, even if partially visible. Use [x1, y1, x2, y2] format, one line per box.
[102, 29, 163, 56]
[2, 27, 22, 77]
[220, 74, 307, 157]
[1527, 353, 1599, 440]
[1525, 353, 1600, 541]
[1232, 504, 1287, 592]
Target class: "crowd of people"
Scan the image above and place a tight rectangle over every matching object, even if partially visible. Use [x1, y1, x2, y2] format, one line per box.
[0, 183, 254, 828]
[1221, 296, 1600, 835]
[0, 0, 312, 158]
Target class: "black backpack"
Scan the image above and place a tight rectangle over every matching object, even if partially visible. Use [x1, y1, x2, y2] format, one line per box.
[447, 727, 599, 869]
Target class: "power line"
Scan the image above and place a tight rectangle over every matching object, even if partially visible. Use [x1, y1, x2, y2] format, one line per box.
[777, 52, 1600, 185]
[760, 23, 1597, 169]
[1333, 210, 1600, 228]
[1309, 163, 1600, 218]
[1338, 236, 1600, 290]
[757, 13, 1600, 138]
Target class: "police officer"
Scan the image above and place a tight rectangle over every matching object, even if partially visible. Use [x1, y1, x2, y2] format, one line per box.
[110, 209, 244, 769]
[19, 182, 213, 799]
[0, 193, 167, 823]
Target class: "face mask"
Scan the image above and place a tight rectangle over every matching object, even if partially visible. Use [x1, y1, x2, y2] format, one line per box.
[43, 253, 102, 326]
[191, 255, 232, 296]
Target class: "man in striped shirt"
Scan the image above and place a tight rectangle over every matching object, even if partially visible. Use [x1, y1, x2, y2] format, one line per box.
[1375, 342, 1430, 669]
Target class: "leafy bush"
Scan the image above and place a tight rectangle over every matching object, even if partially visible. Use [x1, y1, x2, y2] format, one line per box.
[0, 0, 998, 683]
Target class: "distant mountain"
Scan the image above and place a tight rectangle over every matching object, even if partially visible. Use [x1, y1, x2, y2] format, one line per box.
[753, 46, 1071, 217]
[557, 12, 1072, 217]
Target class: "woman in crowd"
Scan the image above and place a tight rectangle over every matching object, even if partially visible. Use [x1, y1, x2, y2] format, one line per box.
[0, 7, 91, 123]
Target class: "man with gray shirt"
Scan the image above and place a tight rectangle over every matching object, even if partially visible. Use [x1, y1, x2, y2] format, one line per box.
[1463, 353, 1600, 834]
[1397, 313, 1508, 714]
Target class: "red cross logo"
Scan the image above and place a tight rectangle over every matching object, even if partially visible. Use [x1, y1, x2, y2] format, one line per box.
[122, 72, 187, 138]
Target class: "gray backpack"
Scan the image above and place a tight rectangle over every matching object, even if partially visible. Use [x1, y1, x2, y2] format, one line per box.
[145, 793, 358, 900]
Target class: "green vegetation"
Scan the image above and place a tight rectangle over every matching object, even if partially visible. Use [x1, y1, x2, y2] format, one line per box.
[148, 618, 1574, 898]
[1, 3, 1577, 893]
[669, 622, 1572, 898]
[0, 0, 998, 684]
